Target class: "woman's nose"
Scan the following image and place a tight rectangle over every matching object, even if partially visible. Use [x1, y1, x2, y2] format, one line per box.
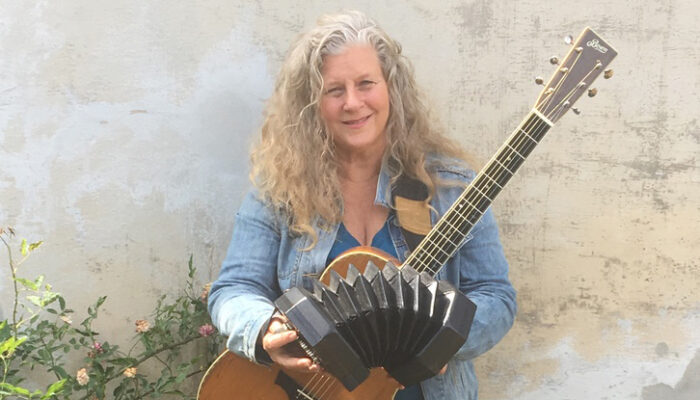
[342, 87, 362, 111]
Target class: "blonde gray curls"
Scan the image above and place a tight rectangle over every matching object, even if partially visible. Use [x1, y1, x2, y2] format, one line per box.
[250, 10, 468, 246]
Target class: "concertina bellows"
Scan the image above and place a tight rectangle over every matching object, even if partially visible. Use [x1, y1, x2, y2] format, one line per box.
[274, 260, 476, 391]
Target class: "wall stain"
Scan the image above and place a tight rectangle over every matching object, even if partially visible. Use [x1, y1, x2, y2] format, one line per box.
[642, 349, 700, 400]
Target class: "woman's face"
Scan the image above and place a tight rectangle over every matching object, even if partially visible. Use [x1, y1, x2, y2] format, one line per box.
[319, 45, 390, 158]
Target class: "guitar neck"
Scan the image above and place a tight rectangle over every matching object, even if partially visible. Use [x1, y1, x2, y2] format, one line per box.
[404, 109, 553, 276]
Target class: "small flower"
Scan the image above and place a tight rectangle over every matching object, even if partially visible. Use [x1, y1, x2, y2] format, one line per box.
[200, 283, 212, 303]
[76, 368, 89, 386]
[123, 367, 137, 378]
[88, 341, 104, 358]
[198, 323, 215, 337]
[93, 342, 104, 353]
[135, 319, 150, 333]
[60, 315, 72, 324]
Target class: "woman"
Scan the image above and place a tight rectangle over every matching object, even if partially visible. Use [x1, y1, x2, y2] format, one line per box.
[208, 10, 516, 400]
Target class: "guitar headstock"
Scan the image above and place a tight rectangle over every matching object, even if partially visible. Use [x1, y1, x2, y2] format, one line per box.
[534, 27, 617, 124]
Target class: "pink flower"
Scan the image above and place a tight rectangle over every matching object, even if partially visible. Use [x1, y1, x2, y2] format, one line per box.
[93, 342, 104, 353]
[198, 324, 215, 337]
[135, 319, 150, 333]
[76, 368, 89, 386]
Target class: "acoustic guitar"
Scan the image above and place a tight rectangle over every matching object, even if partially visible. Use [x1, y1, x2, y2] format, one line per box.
[198, 27, 617, 400]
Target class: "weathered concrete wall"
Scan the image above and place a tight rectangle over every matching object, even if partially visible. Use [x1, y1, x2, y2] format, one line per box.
[1, 0, 698, 398]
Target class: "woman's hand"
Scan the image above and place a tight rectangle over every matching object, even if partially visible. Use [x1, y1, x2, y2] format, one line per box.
[262, 316, 320, 373]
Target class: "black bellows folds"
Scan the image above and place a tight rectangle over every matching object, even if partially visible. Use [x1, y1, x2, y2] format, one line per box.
[274, 261, 477, 391]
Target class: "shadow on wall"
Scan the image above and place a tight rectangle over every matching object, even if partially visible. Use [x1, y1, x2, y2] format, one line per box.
[643, 349, 700, 400]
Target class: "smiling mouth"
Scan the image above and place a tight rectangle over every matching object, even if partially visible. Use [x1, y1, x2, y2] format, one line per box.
[342, 115, 371, 126]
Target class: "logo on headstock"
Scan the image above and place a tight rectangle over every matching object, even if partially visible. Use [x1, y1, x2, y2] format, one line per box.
[586, 39, 608, 54]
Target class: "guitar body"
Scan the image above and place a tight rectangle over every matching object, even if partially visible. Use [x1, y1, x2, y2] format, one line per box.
[197, 247, 403, 400]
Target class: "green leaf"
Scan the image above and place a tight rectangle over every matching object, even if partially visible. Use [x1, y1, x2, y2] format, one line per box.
[20, 239, 28, 256]
[41, 379, 66, 399]
[15, 277, 39, 290]
[29, 240, 43, 252]
[27, 295, 43, 307]
[0, 382, 31, 396]
[0, 336, 27, 356]
[188, 254, 195, 278]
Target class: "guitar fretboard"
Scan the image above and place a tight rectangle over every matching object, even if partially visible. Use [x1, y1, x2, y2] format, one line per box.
[405, 110, 553, 276]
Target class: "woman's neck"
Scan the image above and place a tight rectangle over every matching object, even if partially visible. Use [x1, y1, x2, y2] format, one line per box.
[336, 145, 385, 184]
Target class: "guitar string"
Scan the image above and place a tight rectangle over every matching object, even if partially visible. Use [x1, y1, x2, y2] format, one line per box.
[427, 114, 548, 271]
[537, 48, 583, 116]
[413, 123, 537, 274]
[298, 370, 333, 400]
[407, 112, 548, 275]
[405, 113, 542, 273]
[411, 73, 594, 275]
[315, 374, 338, 399]
[548, 63, 600, 123]
[412, 62, 597, 275]
[297, 374, 323, 400]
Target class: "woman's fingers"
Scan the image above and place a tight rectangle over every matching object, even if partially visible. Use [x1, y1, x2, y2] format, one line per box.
[262, 329, 297, 351]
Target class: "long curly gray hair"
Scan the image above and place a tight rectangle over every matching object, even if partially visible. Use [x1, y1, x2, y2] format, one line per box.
[250, 10, 469, 245]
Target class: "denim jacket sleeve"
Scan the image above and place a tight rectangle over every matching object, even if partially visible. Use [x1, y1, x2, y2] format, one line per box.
[207, 191, 282, 363]
[431, 166, 517, 362]
[453, 206, 516, 360]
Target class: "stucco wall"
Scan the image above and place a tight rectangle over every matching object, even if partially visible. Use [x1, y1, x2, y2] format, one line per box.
[1, 1, 698, 399]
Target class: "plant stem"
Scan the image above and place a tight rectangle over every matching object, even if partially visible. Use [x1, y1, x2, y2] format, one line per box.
[38, 335, 62, 381]
[0, 236, 19, 338]
[77, 335, 204, 400]
[136, 368, 203, 399]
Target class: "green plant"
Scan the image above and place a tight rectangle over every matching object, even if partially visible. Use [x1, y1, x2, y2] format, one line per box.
[1, 227, 224, 399]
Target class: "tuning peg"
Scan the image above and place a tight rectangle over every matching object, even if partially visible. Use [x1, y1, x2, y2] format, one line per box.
[535, 76, 545, 85]
[572, 108, 581, 115]
[575, 46, 583, 53]
[564, 34, 574, 45]
[588, 88, 598, 97]
[549, 56, 559, 65]
[604, 69, 614, 79]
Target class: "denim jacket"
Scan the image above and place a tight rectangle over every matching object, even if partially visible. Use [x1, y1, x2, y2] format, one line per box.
[208, 159, 517, 400]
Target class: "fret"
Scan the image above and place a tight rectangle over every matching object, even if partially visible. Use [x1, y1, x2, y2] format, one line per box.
[496, 146, 525, 172]
[505, 143, 526, 161]
[518, 128, 539, 145]
[507, 129, 539, 159]
[437, 213, 465, 238]
[483, 162, 513, 188]
[525, 114, 550, 142]
[480, 171, 504, 190]
[473, 173, 503, 200]
[491, 157, 515, 177]
[468, 181, 495, 203]
[428, 226, 461, 251]
[462, 188, 491, 214]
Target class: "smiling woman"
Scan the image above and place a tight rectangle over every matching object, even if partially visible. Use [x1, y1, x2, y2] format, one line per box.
[205, 10, 517, 400]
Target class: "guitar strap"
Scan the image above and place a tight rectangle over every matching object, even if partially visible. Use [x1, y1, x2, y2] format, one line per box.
[391, 175, 431, 252]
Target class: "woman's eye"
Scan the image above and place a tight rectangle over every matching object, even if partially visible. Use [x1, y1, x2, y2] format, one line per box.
[359, 80, 375, 89]
[325, 87, 343, 96]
